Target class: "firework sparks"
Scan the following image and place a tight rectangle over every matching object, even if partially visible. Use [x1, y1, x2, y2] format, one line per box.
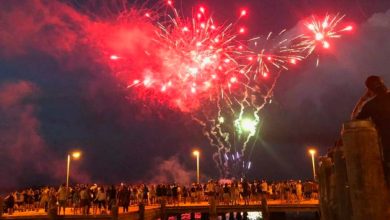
[104, 6, 352, 111]
[301, 14, 354, 65]
[100, 2, 353, 178]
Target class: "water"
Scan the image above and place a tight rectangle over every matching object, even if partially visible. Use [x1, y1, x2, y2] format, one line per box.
[167, 211, 319, 220]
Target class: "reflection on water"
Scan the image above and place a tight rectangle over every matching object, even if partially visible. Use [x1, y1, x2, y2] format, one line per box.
[168, 212, 262, 219]
[167, 211, 318, 220]
[246, 212, 263, 219]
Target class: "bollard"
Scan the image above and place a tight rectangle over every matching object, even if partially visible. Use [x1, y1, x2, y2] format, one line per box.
[138, 202, 145, 220]
[160, 199, 167, 220]
[333, 146, 352, 220]
[342, 120, 390, 220]
[317, 157, 332, 220]
[209, 196, 217, 220]
[261, 195, 269, 220]
[48, 207, 58, 220]
[111, 204, 118, 220]
[47, 196, 58, 220]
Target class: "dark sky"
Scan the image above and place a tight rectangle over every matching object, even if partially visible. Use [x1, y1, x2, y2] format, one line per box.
[1, 0, 390, 190]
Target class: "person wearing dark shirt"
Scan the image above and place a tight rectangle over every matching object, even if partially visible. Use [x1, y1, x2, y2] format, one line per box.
[352, 75, 390, 184]
[107, 185, 116, 212]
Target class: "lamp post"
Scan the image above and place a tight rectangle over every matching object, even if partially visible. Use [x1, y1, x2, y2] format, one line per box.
[66, 151, 81, 191]
[309, 149, 316, 180]
[193, 150, 200, 184]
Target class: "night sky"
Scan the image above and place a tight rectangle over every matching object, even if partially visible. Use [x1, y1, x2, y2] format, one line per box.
[1, 0, 390, 190]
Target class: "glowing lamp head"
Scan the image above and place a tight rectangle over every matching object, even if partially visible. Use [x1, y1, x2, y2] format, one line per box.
[71, 151, 81, 159]
[199, 7, 205, 13]
[309, 149, 316, 155]
[307, 24, 315, 30]
[193, 150, 200, 156]
[167, 0, 173, 6]
[218, 116, 225, 124]
[239, 27, 245, 34]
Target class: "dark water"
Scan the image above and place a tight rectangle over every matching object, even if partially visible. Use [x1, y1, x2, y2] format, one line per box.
[168, 212, 319, 220]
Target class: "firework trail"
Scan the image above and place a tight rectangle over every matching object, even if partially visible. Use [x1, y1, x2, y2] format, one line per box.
[96, 1, 353, 178]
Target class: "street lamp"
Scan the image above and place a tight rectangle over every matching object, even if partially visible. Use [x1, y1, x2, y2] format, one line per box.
[308, 149, 316, 181]
[193, 150, 200, 184]
[66, 151, 82, 191]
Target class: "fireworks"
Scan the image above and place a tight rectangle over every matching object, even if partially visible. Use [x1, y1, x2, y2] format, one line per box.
[302, 14, 354, 66]
[100, 1, 353, 178]
[107, 4, 351, 111]
[238, 118, 258, 135]
[306, 14, 353, 49]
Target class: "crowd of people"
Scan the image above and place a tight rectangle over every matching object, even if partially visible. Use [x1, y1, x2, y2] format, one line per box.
[1, 179, 318, 216]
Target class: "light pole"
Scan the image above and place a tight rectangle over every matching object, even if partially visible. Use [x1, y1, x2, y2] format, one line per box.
[309, 149, 316, 181]
[193, 150, 200, 184]
[66, 151, 81, 191]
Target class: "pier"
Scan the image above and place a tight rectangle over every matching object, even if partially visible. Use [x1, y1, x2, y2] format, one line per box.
[0, 200, 319, 220]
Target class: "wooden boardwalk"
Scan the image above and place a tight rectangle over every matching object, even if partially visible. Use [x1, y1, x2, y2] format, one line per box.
[0, 200, 319, 220]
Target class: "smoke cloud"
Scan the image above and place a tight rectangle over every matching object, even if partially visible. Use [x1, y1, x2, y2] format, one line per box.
[0, 81, 90, 191]
[146, 156, 196, 185]
[0, 0, 89, 58]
